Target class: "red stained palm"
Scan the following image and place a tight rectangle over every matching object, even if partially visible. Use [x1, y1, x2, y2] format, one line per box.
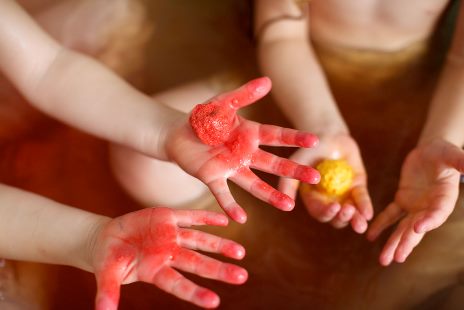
[166, 77, 321, 223]
[92, 207, 247, 309]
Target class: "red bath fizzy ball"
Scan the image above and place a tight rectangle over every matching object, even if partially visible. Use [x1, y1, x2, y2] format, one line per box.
[189, 102, 235, 146]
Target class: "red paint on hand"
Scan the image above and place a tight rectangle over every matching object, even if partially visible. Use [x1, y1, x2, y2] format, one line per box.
[175, 77, 320, 223]
[190, 102, 236, 146]
[93, 208, 247, 310]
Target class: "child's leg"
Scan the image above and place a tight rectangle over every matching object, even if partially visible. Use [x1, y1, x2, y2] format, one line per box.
[109, 77, 240, 208]
[110, 145, 209, 208]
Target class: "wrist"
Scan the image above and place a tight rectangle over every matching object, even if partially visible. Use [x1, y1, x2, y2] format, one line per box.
[418, 132, 463, 148]
[144, 101, 186, 161]
[77, 215, 111, 273]
[157, 112, 188, 161]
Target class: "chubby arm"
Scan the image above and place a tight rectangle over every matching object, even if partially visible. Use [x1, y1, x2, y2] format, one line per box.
[255, 0, 372, 231]
[366, 6, 464, 266]
[0, 0, 182, 160]
[0, 183, 248, 308]
[0, 183, 107, 272]
[255, 0, 347, 134]
[419, 3, 464, 147]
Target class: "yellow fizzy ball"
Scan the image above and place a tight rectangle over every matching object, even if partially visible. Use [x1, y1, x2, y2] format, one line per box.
[316, 159, 353, 197]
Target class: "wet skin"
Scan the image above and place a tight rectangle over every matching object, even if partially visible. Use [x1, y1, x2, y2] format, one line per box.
[169, 77, 321, 223]
[93, 207, 247, 309]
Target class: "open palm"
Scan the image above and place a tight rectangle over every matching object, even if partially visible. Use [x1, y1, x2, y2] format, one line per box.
[368, 139, 464, 265]
[92, 208, 247, 310]
[166, 78, 321, 223]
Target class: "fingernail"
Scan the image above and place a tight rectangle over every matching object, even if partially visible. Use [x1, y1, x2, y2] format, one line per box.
[195, 289, 220, 309]
[231, 209, 247, 224]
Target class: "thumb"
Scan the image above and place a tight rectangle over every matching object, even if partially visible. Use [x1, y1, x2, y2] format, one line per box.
[95, 273, 121, 310]
[278, 176, 300, 200]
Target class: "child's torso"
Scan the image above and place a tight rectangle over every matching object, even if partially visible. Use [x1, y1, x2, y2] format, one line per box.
[309, 0, 452, 51]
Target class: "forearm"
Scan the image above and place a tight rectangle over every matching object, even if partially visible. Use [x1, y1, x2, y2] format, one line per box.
[31, 49, 184, 159]
[419, 5, 464, 147]
[0, 184, 109, 272]
[258, 36, 348, 134]
[419, 60, 464, 147]
[0, 0, 183, 160]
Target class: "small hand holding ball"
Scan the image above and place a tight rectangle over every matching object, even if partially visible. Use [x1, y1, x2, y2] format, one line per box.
[299, 157, 370, 233]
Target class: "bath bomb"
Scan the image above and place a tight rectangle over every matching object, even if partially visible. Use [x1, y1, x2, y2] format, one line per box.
[316, 159, 353, 197]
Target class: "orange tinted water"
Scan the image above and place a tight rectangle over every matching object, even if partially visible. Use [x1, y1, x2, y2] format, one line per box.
[1, 1, 464, 309]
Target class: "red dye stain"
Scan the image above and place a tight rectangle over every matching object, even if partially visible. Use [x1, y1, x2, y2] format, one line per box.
[195, 289, 220, 308]
[221, 243, 245, 259]
[202, 214, 228, 226]
[95, 208, 246, 309]
[222, 264, 248, 284]
[190, 102, 235, 146]
[186, 77, 320, 222]
[270, 191, 294, 211]
[278, 160, 294, 176]
[295, 166, 320, 183]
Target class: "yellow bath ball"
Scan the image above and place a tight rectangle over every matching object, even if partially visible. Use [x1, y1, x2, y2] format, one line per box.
[316, 159, 353, 197]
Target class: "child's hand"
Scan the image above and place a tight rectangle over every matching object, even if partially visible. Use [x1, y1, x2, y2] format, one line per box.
[166, 77, 321, 223]
[92, 208, 247, 309]
[280, 133, 373, 233]
[367, 138, 464, 266]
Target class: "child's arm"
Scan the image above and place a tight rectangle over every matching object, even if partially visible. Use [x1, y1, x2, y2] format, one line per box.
[0, 183, 106, 271]
[0, 184, 247, 309]
[418, 4, 464, 148]
[0, 1, 322, 223]
[255, 0, 347, 135]
[367, 4, 464, 265]
[255, 0, 372, 232]
[92, 207, 247, 309]
[0, 0, 181, 160]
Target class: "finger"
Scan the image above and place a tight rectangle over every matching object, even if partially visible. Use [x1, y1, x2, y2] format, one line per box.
[231, 168, 294, 211]
[251, 149, 320, 184]
[352, 186, 373, 220]
[378, 221, 408, 266]
[179, 228, 246, 260]
[175, 209, 229, 227]
[152, 266, 220, 309]
[394, 226, 425, 263]
[213, 77, 271, 110]
[301, 189, 341, 222]
[278, 177, 300, 200]
[95, 273, 121, 310]
[414, 193, 457, 233]
[207, 179, 247, 223]
[258, 124, 319, 148]
[171, 248, 248, 285]
[350, 212, 368, 234]
[330, 203, 356, 229]
[367, 202, 404, 241]
[443, 143, 464, 173]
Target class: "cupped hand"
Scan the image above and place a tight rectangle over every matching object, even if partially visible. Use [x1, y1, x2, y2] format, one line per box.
[367, 138, 464, 266]
[280, 133, 373, 233]
[166, 77, 321, 223]
[92, 207, 247, 309]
